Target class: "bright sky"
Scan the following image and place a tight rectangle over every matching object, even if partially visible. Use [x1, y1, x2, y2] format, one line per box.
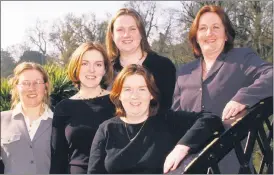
[1, 1, 180, 50]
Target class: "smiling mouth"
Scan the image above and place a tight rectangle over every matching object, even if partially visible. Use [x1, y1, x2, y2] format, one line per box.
[122, 40, 133, 44]
[27, 94, 37, 98]
[130, 102, 141, 106]
[85, 75, 96, 79]
[205, 39, 216, 43]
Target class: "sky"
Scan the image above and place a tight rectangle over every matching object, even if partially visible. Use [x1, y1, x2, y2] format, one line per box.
[1, 1, 181, 50]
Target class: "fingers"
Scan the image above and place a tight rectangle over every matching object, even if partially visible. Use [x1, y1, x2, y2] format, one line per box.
[222, 101, 246, 120]
[163, 156, 173, 174]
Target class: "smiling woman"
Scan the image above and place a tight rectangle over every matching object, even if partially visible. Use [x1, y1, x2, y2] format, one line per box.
[87, 64, 224, 174]
[50, 42, 116, 174]
[1, 62, 53, 174]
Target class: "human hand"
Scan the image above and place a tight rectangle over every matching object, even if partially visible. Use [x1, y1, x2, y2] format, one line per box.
[222, 101, 246, 121]
[163, 144, 190, 174]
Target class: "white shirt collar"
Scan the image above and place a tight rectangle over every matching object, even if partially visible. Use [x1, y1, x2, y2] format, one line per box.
[11, 102, 53, 120]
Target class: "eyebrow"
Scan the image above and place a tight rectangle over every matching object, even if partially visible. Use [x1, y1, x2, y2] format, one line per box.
[122, 85, 147, 88]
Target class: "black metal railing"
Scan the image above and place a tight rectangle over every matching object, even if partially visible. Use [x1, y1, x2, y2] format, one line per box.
[171, 97, 273, 174]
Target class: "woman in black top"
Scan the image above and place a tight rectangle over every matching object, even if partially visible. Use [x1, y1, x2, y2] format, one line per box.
[87, 64, 224, 174]
[50, 43, 115, 174]
[105, 8, 176, 111]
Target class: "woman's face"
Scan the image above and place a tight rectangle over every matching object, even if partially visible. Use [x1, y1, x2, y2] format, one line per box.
[79, 49, 106, 89]
[119, 74, 152, 118]
[112, 15, 142, 55]
[17, 69, 47, 108]
[196, 12, 227, 56]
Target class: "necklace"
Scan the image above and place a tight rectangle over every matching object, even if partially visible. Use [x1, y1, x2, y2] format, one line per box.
[124, 119, 147, 142]
[77, 88, 104, 100]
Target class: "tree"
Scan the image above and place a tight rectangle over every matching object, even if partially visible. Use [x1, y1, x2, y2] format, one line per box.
[1, 49, 16, 78]
[124, 1, 159, 39]
[19, 50, 46, 65]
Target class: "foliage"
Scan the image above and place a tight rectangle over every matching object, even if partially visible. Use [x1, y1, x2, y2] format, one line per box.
[0, 78, 11, 111]
[44, 64, 77, 109]
[1, 49, 16, 78]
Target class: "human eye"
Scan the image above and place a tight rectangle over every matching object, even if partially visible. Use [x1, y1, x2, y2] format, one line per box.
[123, 87, 131, 92]
[36, 79, 44, 85]
[81, 62, 88, 66]
[213, 26, 220, 29]
[96, 63, 103, 67]
[199, 26, 206, 31]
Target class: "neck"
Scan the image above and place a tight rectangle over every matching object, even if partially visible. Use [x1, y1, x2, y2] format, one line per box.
[123, 114, 148, 124]
[120, 49, 145, 67]
[203, 50, 222, 63]
[78, 85, 103, 99]
[21, 103, 44, 120]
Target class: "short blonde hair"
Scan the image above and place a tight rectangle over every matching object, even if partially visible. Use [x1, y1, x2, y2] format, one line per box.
[9, 62, 51, 109]
[105, 8, 152, 61]
[67, 42, 113, 89]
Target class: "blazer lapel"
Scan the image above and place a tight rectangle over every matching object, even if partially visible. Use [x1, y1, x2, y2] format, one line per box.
[14, 115, 32, 144]
[32, 119, 51, 143]
[190, 60, 203, 84]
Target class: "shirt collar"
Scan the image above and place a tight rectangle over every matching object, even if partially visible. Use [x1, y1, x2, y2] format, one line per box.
[11, 102, 53, 120]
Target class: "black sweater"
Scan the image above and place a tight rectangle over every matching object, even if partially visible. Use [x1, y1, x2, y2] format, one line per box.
[50, 95, 115, 174]
[113, 52, 176, 111]
[87, 111, 224, 174]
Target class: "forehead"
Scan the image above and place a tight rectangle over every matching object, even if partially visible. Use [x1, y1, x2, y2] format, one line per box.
[114, 15, 137, 27]
[18, 69, 43, 81]
[199, 12, 223, 25]
[82, 49, 104, 62]
[123, 74, 147, 86]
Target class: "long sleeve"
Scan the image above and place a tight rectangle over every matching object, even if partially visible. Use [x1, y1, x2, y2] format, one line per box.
[87, 124, 107, 174]
[160, 59, 176, 110]
[177, 112, 224, 153]
[171, 79, 182, 111]
[50, 104, 69, 174]
[232, 48, 273, 107]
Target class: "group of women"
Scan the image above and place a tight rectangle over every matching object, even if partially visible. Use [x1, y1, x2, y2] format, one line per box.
[1, 5, 272, 174]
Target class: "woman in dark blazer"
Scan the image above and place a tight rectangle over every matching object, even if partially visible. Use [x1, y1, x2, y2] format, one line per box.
[172, 5, 273, 173]
[1, 62, 53, 174]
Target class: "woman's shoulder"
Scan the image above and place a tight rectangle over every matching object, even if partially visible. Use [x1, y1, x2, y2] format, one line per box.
[0, 110, 13, 121]
[147, 52, 175, 66]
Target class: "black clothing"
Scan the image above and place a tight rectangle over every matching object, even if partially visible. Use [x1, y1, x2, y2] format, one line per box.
[87, 111, 224, 174]
[113, 52, 176, 111]
[50, 95, 115, 174]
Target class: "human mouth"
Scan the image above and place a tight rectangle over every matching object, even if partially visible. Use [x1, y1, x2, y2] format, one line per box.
[205, 39, 216, 43]
[27, 94, 37, 98]
[122, 40, 133, 44]
[85, 75, 96, 80]
[130, 102, 141, 106]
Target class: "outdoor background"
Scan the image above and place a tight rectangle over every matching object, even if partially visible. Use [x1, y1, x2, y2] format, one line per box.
[1, 1, 273, 171]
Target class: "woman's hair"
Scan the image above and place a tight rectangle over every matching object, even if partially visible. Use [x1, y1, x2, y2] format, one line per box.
[67, 42, 113, 89]
[189, 5, 236, 58]
[8, 62, 51, 109]
[105, 8, 152, 61]
[110, 64, 159, 117]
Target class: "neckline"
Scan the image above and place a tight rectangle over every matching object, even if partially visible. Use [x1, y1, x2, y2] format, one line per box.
[114, 52, 150, 70]
[69, 94, 109, 101]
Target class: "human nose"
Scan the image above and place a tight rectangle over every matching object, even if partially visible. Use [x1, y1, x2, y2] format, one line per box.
[123, 29, 130, 37]
[130, 90, 139, 99]
[88, 64, 95, 72]
[206, 28, 213, 36]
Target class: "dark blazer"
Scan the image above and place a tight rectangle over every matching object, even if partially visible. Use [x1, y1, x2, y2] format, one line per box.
[172, 47, 273, 117]
[172, 47, 273, 173]
[1, 105, 53, 174]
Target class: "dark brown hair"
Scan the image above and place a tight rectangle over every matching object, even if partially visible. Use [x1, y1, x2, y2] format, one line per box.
[189, 5, 235, 58]
[110, 64, 159, 117]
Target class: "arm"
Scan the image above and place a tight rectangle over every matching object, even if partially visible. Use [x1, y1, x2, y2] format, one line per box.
[232, 49, 273, 107]
[162, 60, 176, 110]
[50, 104, 69, 174]
[87, 124, 107, 174]
[171, 79, 182, 111]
